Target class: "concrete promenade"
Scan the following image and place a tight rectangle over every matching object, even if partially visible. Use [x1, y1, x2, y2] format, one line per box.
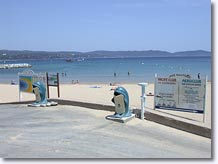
[0, 104, 211, 158]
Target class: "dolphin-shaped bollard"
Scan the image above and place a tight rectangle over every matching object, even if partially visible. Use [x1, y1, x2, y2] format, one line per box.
[28, 81, 58, 107]
[106, 86, 134, 123]
[111, 87, 132, 118]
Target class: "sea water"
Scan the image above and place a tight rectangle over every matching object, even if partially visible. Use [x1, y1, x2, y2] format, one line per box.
[0, 56, 211, 84]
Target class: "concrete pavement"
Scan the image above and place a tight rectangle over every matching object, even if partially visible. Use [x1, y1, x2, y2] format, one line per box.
[0, 104, 211, 158]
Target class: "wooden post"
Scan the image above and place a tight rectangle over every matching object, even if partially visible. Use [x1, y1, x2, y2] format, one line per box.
[46, 72, 50, 98]
[57, 73, 60, 98]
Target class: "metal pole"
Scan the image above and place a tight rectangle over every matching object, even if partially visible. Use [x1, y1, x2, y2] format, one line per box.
[203, 76, 208, 123]
[18, 74, 21, 102]
[138, 83, 147, 120]
[154, 73, 157, 110]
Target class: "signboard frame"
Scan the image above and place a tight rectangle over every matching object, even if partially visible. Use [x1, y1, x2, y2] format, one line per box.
[18, 69, 46, 101]
[46, 72, 60, 98]
[154, 74, 207, 113]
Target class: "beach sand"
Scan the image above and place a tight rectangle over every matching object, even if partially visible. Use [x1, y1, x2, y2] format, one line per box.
[0, 82, 211, 128]
[0, 83, 154, 108]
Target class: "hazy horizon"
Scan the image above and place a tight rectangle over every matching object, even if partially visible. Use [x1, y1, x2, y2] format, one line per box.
[0, 49, 211, 54]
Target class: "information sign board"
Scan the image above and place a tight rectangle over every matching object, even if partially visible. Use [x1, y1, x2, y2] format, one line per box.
[155, 75, 206, 113]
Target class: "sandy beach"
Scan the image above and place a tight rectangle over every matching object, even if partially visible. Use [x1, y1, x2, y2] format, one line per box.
[0, 83, 159, 108]
[0, 82, 211, 128]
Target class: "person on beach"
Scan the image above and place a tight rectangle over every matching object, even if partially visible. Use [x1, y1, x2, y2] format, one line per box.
[72, 80, 79, 84]
[128, 71, 130, 76]
[114, 72, 116, 77]
[11, 80, 16, 85]
[198, 73, 200, 79]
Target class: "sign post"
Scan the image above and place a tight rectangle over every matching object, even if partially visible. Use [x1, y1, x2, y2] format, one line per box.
[138, 83, 148, 120]
[46, 72, 60, 98]
[203, 76, 207, 123]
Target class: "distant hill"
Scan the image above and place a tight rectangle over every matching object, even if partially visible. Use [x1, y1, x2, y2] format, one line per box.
[0, 50, 83, 60]
[0, 49, 211, 60]
[85, 50, 211, 58]
[173, 50, 211, 57]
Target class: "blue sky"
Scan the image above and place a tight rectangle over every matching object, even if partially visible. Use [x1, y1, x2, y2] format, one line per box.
[0, 0, 211, 52]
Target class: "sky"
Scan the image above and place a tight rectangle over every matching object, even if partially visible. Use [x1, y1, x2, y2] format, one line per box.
[0, 0, 211, 52]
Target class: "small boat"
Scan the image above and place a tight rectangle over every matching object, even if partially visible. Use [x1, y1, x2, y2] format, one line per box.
[76, 58, 85, 62]
[65, 59, 73, 62]
[66, 57, 85, 62]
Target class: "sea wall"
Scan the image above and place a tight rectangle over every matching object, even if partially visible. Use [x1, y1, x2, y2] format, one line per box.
[0, 63, 32, 69]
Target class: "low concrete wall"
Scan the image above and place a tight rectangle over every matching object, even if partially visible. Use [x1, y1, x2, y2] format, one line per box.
[133, 109, 211, 139]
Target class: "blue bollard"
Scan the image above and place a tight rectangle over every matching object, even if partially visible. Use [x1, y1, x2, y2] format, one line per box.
[28, 81, 58, 107]
[111, 86, 132, 118]
[32, 81, 48, 105]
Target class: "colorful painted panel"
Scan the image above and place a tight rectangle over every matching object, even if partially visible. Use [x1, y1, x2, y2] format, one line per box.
[19, 76, 33, 93]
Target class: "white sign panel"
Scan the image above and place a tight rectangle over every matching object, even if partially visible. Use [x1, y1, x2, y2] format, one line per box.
[155, 78, 178, 109]
[177, 79, 206, 111]
[155, 76, 206, 113]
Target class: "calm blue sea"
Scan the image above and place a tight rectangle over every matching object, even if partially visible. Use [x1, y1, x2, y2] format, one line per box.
[0, 56, 211, 84]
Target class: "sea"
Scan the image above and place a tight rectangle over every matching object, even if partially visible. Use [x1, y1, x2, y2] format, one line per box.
[0, 56, 211, 84]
